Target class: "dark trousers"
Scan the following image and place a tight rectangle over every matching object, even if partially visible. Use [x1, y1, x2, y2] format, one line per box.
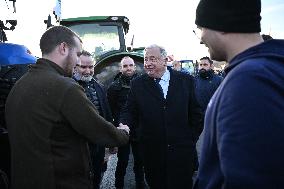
[115, 140, 145, 188]
[89, 143, 106, 189]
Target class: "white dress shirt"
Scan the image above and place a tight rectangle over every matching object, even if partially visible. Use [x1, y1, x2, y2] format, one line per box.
[158, 69, 170, 99]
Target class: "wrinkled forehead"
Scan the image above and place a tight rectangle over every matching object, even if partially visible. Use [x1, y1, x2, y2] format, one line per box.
[144, 47, 160, 57]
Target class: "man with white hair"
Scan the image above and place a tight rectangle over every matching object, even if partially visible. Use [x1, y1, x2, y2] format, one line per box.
[120, 44, 202, 188]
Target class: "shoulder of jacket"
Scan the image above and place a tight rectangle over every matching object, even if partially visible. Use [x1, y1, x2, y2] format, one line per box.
[172, 70, 194, 80]
[90, 78, 104, 87]
[51, 77, 84, 101]
[130, 74, 146, 85]
[66, 78, 82, 90]
[108, 79, 122, 90]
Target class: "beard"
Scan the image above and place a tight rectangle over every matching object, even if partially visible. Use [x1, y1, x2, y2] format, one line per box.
[63, 53, 76, 77]
[123, 70, 135, 77]
[199, 69, 211, 78]
[73, 71, 93, 82]
[81, 75, 93, 82]
[208, 45, 226, 62]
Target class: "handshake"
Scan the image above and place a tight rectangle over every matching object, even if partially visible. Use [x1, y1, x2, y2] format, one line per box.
[117, 123, 130, 135]
[109, 123, 130, 155]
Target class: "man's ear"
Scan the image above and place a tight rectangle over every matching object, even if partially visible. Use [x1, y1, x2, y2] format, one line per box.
[58, 42, 69, 56]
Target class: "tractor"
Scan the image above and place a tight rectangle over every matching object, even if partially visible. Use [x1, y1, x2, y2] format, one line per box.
[61, 16, 144, 87]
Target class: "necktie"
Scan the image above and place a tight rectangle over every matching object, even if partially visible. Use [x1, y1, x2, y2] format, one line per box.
[154, 78, 163, 96]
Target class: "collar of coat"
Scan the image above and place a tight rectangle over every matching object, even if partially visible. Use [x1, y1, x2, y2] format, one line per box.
[35, 58, 67, 76]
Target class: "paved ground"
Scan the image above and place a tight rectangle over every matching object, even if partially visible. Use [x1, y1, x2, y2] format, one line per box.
[101, 150, 137, 189]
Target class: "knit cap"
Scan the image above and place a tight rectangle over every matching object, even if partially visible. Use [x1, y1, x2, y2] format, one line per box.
[195, 0, 261, 33]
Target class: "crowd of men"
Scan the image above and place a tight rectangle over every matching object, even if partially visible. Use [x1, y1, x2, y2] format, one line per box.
[1, 0, 284, 188]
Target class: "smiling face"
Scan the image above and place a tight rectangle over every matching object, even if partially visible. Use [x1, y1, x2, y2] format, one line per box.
[74, 54, 94, 82]
[200, 27, 226, 62]
[144, 46, 167, 78]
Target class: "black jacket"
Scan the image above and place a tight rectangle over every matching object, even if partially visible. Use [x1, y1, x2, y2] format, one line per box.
[107, 73, 138, 139]
[107, 73, 137, 126]
[75, 78, 112, 123]
[120, 69, 202, 188]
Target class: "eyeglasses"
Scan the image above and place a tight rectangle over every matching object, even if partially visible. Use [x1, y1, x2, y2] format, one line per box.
[144, 56, 163, 63]
[193, 27, 204, 44]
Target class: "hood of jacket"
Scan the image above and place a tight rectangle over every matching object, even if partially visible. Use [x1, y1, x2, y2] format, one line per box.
[225, 39, 284, 74]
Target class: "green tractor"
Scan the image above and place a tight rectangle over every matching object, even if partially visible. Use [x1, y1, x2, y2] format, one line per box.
[61, 16, 144, 87]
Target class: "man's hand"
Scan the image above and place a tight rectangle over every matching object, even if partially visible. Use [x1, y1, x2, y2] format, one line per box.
[118, 123, 130, 135]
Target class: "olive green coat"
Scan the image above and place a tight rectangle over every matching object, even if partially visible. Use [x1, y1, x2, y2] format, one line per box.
[5, 58, 128, 189]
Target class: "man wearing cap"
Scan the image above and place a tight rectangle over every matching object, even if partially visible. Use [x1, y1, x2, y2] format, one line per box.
[194, 0, 284, 188]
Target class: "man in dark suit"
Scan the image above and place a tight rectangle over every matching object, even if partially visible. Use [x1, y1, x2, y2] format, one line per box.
[120, 44, 202, 189]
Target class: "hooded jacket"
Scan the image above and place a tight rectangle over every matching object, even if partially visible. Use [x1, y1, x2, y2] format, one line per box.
[195, 40, 284, 189]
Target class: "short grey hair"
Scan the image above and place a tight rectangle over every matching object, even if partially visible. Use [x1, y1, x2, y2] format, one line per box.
[144, 44, 167, 59]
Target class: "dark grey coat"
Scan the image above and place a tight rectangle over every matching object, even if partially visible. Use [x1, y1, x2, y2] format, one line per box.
[5, 58, 128, 189]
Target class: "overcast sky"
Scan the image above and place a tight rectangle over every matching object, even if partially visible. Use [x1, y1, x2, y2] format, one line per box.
[1, 0, 284, 60]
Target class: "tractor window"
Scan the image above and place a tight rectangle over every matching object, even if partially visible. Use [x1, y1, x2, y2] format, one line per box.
[67, 23, 120, 59]
[94, 60, 144, 87]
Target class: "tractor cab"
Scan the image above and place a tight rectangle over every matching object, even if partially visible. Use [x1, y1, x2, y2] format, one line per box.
[61, 16, 144, 87]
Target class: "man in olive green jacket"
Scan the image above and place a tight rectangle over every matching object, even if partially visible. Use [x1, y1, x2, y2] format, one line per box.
[5, 26, 129, 189]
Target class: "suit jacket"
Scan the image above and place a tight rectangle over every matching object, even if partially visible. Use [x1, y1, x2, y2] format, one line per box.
[5, 58, 128, 189]
[121, 68, 202, 188]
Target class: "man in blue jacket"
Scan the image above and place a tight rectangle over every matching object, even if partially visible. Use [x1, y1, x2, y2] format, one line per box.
[195, 56, 222, 114]
[194, 0, 284, 188]
[194, 56, 222, 162]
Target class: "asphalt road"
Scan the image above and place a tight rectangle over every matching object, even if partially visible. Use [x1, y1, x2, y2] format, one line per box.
[101, 150, 138, 189]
